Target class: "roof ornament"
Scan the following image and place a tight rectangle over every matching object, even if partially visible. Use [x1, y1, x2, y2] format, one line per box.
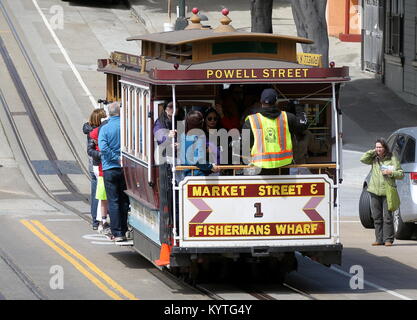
[213, 8, 236, 33]
[185, 8, 203, 30]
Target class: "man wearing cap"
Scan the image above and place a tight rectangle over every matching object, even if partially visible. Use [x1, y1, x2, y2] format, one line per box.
[242, 88, 307, 174]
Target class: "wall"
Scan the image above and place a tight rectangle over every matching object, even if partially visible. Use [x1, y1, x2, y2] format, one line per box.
[327, 0, 361, 38]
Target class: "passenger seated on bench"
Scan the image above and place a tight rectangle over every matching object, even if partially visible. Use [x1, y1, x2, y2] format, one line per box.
[177, 110, 218, 180]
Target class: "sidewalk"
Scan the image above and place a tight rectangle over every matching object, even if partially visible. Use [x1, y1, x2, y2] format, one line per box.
[126, 0, 417, 151]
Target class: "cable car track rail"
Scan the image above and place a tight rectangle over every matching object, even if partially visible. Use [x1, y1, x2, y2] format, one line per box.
[0, 247, 49, 300]
[0, 14, 91, 222]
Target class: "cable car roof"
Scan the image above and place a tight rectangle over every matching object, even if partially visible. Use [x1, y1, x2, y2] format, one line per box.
[126, 29, 314, 46]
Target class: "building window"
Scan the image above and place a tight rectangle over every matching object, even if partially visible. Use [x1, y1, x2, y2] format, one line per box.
[385, 0, 404, 57]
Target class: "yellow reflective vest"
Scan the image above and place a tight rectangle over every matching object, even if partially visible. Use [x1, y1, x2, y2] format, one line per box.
[247, 112, 293, 168]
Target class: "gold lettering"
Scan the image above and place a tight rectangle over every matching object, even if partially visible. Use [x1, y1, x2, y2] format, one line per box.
[251, 69, 257, 78]
[239, 186, 247, 196]
[287, 69, 293, 78]
[256, 225, 263, 234]
[276, 224, 286, 234]
[310, 184, 318, 195]
[230, 186, 238, 196]
[192, 186, 202, 197]
[295, 224, 303, 234]
[224, 69, 234, 78]
[295, 69, 301, 78]
[236, 69, 242, 78]
[215, 225, 222, 235]
[258, 185, 265, 196]
[232, 225, 239, 235]
[215, 70, 222, 79]
[240, 225, 248, 235]
[311, 223, 318, 233]
[212, 186, 220, 197]
[279, 69, 286, 77]
[207, 70, 214, 78]
[288, 185, 295, 195]
[224, 225, 231, 235]
[195, 225, 203, 235]
[202, 187, 210, 196]
[296, 185, 303, 194]
[303, 68, 309, 77]
[262, 69, 270, 78]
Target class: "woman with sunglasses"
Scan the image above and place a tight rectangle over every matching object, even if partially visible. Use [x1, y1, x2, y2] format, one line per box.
[203, 108, 223, 172]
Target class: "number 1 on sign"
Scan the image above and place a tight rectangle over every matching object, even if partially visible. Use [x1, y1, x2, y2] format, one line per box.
[254, 202, 263, 218]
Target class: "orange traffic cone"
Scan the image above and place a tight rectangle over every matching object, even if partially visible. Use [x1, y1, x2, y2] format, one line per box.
[155, 243, 172, 266]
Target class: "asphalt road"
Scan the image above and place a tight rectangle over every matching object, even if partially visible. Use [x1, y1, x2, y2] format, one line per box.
[0, 0, 416, 302]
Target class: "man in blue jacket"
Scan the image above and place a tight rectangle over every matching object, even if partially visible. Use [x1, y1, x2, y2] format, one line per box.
[98, 102, 130, 242]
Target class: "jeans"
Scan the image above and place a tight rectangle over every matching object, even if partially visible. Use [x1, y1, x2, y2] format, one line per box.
[103, 168, 130, 237]
[370, 193, 394, 243]
[90, 171, 99, 227]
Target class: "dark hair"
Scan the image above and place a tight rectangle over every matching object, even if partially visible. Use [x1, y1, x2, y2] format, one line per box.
[185, 110, 204, 133]
[375, 138, 392, 159]
[203, 107, 221, 130]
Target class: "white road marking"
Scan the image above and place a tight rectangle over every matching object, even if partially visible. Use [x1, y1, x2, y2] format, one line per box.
[31, 0, 97, 108]
[330, 266, 413, 300]
[83, 234, 114, 245]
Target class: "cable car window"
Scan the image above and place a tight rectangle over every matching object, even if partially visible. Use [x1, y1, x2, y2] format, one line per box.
[212, 41, 277, 55]
[128, 87, 134, 153]
[122, 85, 129, 152]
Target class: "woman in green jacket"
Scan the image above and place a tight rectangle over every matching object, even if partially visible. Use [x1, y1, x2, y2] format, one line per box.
[360, 138, 404, 246]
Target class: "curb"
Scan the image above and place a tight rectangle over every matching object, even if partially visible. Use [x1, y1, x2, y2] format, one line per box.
[127, 2, 156, 34]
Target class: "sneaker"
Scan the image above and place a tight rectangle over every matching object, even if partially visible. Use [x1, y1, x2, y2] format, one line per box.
[103, 229, 113, 239]
[113, 236, 127, 242]
[92, 225, 98, 231]
[372, 242, 383, 246]
[97, 224, 103, 233]
[102, 222, 110, 229]
[384, 242, 393, 247]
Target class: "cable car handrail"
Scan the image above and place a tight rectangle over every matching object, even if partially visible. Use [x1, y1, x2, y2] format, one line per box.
[175, 163, 337, 170]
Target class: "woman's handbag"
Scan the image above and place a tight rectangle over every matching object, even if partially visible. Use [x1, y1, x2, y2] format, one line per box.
[385, 179, 400, 212]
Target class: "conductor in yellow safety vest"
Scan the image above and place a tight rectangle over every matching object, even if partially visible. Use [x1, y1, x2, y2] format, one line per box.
[242, 88, 308, 175]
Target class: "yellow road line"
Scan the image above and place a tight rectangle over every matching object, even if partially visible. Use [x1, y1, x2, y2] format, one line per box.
[20, 220, 123, 300]
[29, 220, 138, 300]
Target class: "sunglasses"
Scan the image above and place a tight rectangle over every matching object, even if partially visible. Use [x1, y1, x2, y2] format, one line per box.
[207, 116, 218, 121]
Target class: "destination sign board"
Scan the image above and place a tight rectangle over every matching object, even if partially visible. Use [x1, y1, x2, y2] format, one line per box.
[179, 175, 334, 247]
[151, 67, 349, 81]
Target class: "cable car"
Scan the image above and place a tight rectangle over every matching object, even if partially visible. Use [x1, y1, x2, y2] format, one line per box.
[97, 9, 349, 282]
